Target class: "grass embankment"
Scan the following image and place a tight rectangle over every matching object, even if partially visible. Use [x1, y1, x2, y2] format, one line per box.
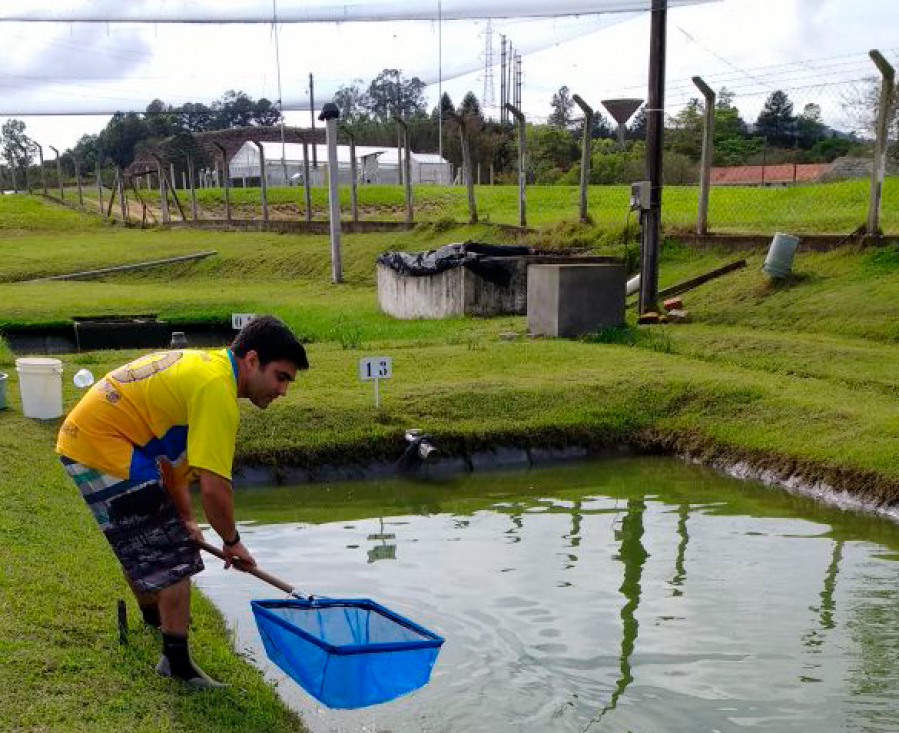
[70, 175, 899, 234]
[5, 196, 899, 730]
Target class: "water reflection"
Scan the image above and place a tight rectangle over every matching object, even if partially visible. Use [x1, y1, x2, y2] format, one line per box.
[194, 457, 899, 733]
[366, 517, 397, 563]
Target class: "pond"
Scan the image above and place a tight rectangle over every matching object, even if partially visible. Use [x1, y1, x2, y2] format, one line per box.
[195, 456, 899, 732]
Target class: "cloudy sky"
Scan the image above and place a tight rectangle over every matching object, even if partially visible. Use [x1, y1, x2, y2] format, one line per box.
[0, 0, 895, 152]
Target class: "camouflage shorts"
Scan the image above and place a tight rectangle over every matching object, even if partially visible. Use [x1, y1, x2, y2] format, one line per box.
[60, 456, 204, 593]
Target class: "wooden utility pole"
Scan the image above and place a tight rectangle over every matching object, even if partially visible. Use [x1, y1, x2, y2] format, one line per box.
[692, 76, 715, 235]
[251, 141, 268, 222]
[639, 0, 667, 316]
[505, 103, 527, 227]
[393, 116, 413, 224]
[340, 125, 359, 223]
[212, 143, 229, 222]
[448, 111, 477, 223]
[867, 50, 895, 237]
[572, 94, 593, 223]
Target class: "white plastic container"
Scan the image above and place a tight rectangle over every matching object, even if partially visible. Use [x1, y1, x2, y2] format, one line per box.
[762, 232, 801, 279]
[16, 357, 63, 419]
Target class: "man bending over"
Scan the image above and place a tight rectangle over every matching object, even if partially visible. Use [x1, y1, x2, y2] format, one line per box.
[57, 315, 308, 688]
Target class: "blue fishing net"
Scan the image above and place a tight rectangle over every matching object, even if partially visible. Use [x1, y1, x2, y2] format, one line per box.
[251, 598, 444, 709]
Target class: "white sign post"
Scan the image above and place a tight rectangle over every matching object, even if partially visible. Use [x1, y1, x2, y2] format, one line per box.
[359, 356, 392, 408]
[232, 313, 256, 330]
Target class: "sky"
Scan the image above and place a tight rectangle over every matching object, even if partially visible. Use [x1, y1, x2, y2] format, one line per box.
[0, 0, 896, 154]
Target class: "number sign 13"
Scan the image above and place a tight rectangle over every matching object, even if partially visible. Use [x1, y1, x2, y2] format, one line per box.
[359, 357, 392, 381]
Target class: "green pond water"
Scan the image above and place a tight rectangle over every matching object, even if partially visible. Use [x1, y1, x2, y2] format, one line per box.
[195, 456, 899, 732]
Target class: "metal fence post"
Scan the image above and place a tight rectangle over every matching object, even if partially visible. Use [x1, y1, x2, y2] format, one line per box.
[49, 145, 63, 200]
[505, 102, 527, 227]
[692, 76, 715, 235]
[867, 50, 896, 237]
[154, 158, 170, 223]
[448, 111, 477, 224]
[572, 94, 593, 223]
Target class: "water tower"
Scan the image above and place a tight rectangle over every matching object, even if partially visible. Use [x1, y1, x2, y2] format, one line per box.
[601, 98, 643, 150]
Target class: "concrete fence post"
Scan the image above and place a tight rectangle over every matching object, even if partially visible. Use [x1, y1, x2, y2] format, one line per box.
[170, 163, 176, 191]
[448, 111, 477, 224]
[154, 159, 170, 223]
[340, 125, 359, 224]
[251, 141, 268, 223]
[302, 141, 312, 222]
[74, 155, 84, 207]
[34, 143, 47, 195]
[692, 76, 715, 235]
[117, 167, 128, 223]
[867, 50, 896, 237]
[96, 160, 104, 215]
[320, 103, 343, 284]
[393, 116, 413, 224]
[505, 103, 527, 227]
[213, 143, 229, 222]
[572, 94, 594, 223]
[49, 145, 63, 200]
[187, 153, 198, 222]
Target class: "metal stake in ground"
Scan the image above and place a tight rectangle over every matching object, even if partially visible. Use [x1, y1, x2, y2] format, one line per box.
[320, 102, 343, 284]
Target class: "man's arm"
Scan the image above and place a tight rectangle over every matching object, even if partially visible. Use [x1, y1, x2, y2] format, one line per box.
[198, 468, 256, 568]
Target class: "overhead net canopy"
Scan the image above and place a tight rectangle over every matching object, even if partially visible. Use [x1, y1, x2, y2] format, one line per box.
[0, 0, 717, 115]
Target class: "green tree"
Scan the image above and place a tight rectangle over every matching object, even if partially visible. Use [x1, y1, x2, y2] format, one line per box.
[666, 98, 704, 159]
[252, 98, 281, 126]
[213, 90, 257, 128]
[755, 90, 795, 146]
[527, 123, 578, 182]
[100, 112, 149, 168]
[548, 85, 575, 128]
[178, 103, 214, 132]
[366, 69, 426, 121]
[0, 119, 32, 189]
[333, 80, 371, 121]
[795, 103, 826, 149]
[145, 99, 179, 138]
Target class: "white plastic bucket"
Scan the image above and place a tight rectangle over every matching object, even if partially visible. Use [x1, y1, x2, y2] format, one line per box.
[16, 357, 63, 419]
[762, 232, 801, 278]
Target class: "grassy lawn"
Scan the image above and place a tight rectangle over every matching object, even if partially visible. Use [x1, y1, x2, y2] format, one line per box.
[4, 195, 899, 731]
[65, 174, 899, 234]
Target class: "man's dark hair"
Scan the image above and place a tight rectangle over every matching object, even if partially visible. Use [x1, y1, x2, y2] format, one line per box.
[231, 315, 309, 370]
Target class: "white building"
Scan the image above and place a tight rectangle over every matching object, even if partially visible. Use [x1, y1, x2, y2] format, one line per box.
[228, 141, 452, 187]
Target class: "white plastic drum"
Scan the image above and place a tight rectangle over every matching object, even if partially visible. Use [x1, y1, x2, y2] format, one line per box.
[16, 357, 63, 419]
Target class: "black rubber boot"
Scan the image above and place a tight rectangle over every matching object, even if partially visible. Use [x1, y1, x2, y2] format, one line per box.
[156, 632, 228, 689]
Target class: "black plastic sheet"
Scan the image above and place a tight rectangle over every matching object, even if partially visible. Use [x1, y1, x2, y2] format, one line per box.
[377, 241, 530, 287]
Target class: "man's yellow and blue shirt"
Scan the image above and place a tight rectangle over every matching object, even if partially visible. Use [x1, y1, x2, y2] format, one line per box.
[56, 348, 239, 483]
